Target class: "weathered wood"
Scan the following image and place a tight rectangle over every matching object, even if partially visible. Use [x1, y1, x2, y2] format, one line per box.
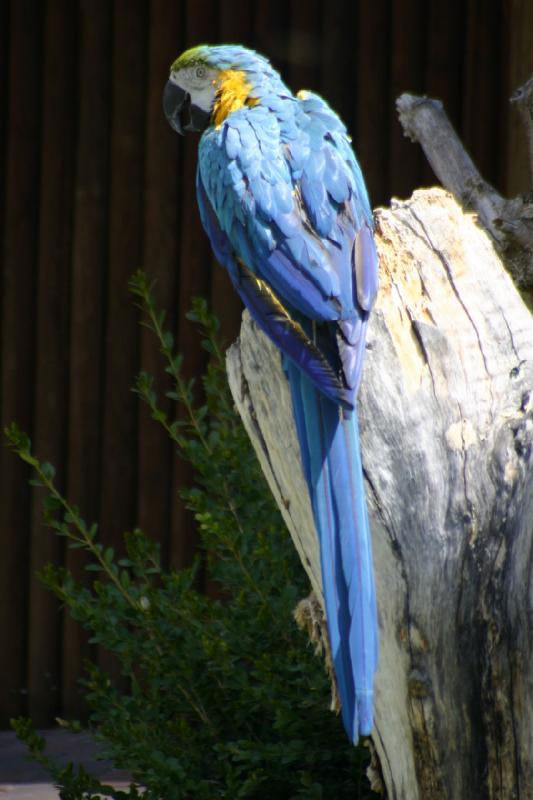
[167, 0, 219, 573]
[0, 0, 42, 725]
[388, 0, 427, 198]
[505, 0, 533, 196]
[97, 0, 148, 687]
[511, 76, 533, 187]
[321, 1, 357, 130]
[137, 0, 181, 557]
[29, 0, 77, 726]
[396, 89, 533, 290]
[100, 0, 147, 555]
[64, 0, 112, 718]
[226, 188, 533, 799]
[0, 0, 525, 726]
[462, 0, 505, 185]
[355, 0, 392, 207]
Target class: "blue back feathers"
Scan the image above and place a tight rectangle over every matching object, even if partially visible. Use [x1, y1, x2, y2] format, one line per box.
[193, 44, 379, 741]
[197, 46, 377, 404]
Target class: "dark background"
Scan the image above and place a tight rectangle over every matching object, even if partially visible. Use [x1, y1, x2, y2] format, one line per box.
[1, 0, 532, 727]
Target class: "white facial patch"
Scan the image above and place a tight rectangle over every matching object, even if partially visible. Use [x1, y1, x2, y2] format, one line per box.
[169, 66, 218, 113]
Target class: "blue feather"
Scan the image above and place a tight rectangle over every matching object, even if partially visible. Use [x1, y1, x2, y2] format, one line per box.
[189, 44, 379, 741]
[354, 224, 379, 312]
[285, 359, 377, 738]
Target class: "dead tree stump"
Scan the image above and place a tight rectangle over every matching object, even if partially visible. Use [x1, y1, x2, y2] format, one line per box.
[226, 188, 533, 799]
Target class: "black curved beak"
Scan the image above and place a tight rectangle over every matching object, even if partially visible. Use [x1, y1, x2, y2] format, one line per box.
[163, 79, 212, 135]
[163, 80, 190, 135]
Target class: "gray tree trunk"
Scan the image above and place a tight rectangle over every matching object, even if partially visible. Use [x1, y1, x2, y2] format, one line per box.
[226, 188, 533, 800]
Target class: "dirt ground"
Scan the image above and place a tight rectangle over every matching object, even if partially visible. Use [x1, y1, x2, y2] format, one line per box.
[0, 729, 131, 798]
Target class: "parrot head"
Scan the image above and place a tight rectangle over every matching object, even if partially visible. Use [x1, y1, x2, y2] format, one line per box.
[163, 44, 282, 134]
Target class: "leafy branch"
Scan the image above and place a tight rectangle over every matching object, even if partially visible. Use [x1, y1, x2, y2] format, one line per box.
[129, 271, 269, 606]
[11, 717, 141, 800]
[4, 423, 141, 611]
[4, 276, 376, 799]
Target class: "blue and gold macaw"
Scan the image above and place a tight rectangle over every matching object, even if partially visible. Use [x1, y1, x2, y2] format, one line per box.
[163, 44, 378, 741]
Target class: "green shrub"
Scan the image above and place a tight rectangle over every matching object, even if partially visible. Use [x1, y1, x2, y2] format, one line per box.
[7, 273, 376, 799]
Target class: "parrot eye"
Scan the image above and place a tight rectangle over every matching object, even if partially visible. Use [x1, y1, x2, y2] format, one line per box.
[195, 66, 207, 79]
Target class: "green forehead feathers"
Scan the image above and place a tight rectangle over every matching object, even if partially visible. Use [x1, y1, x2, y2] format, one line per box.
[170, 45, 210, 72]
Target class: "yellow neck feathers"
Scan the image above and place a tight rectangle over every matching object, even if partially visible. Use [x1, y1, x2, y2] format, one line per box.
[212, 69, 259, 127]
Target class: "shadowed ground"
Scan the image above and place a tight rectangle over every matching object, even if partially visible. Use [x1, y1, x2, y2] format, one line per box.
[0, 729, 131, 798]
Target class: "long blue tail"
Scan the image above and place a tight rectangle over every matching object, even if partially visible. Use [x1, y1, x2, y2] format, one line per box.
[285, 358, 378, 741]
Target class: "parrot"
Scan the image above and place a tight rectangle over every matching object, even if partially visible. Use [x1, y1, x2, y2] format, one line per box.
[163, 44, 378, 741]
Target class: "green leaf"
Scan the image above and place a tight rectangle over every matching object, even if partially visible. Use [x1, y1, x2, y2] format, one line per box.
[5, 291, 376, 800]
[43, 495, 62, 513]
[40, 462, 56, 481]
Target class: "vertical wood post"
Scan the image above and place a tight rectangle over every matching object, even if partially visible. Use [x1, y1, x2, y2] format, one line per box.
[227, 189, 533, 799]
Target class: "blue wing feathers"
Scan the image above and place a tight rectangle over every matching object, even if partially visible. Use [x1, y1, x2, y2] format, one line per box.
[354, 224, 379, 311]
[195, 68, 379, 740]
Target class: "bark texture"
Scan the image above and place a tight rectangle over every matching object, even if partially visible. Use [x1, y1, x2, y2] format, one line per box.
[397, 89, 533, 292]
[226, 188, 533, 800]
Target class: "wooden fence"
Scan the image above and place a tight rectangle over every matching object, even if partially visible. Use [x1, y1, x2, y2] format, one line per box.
[0, 0, 531, 726]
